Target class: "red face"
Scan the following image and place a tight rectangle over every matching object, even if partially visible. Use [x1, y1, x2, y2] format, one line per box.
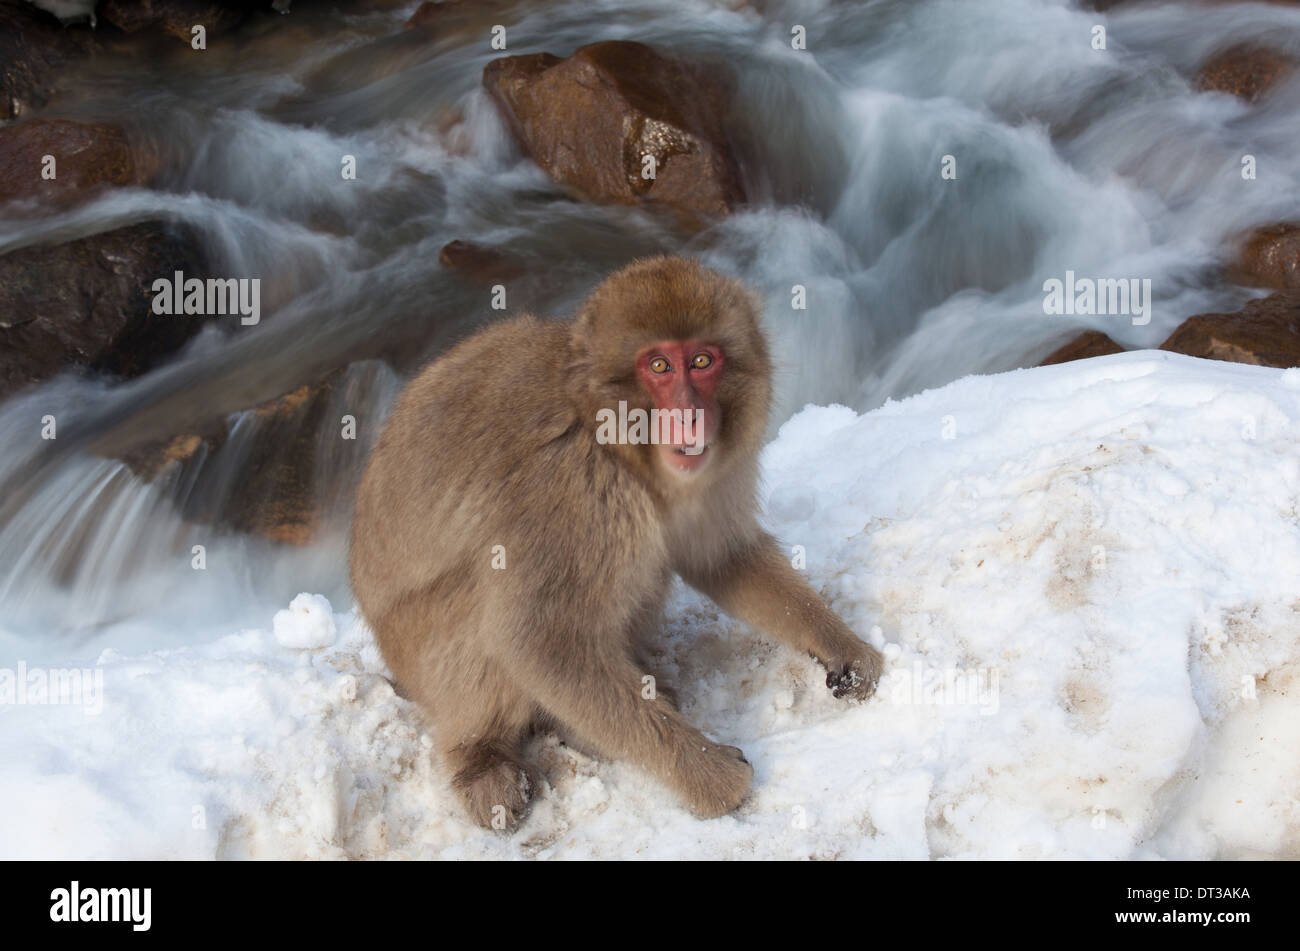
[635, 339, 724, 476]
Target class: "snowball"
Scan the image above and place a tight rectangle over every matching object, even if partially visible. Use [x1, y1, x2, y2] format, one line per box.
[272, 594, 337, 649]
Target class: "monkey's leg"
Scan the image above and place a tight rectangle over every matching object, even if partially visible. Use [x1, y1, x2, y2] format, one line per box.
[630, 646, 679, 709]
[628, 598, 679, 709]
[434, 655, 542, 832]
[387, 618, 541, 830]
[440, 697, 540, 831]
[511, 641, 751, 818]
[445, 733, 538, 832]
[682, 533, 883, 700]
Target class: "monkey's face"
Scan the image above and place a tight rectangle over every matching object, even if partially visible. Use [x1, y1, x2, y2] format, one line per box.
[635, 339, 724, 478]
[574, 256, 773, 489]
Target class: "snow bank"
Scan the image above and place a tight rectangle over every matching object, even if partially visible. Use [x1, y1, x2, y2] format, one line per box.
[2, 350, 1298, 859]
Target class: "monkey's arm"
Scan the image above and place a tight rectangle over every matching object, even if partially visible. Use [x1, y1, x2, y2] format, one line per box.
[500, 630, 752, 817]
[681, 533, 882, 700]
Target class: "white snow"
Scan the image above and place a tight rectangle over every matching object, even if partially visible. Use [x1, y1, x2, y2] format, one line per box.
[273, 593, 338, 650]
[2, 350, 1298, 859]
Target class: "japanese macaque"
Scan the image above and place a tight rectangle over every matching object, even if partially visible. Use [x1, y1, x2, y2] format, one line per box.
[349, 255, 881, 830]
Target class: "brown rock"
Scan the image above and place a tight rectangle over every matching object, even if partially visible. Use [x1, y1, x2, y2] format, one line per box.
[0, 221, 211, 400]
[1160, 291, 1300, 367]
[0, 119, 154, 205]
[439, 240, 526, 283]
[1040, 331, 1125, 366]
[1234, 223, 1300, 289]
[483, 41, 745, 225]
[1195, 43, 1296, 103]
[0, 0, 98, 121]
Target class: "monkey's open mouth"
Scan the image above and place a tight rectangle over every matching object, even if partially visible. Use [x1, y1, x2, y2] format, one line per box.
[662, 442, 712, 474]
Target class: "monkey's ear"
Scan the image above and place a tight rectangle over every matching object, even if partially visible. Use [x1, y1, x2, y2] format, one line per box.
[726, 286, 771, 369]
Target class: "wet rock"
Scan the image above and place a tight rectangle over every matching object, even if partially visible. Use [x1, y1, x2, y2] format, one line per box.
[1233, 223, 1300, 289]
[438, 240, 526, 283]
[0, 119, 157, 205]
[125, 375, 344, 546]
[1039, 330, 1126, 366]
[222, 379, 339, 544]
[405, 0, 521, 37]
[121, 428, 228, 481]
[1195, 42, 1296, 103]
[0, 221, 210, 400]
[483, 41, 745, 225]
[1160, 291, 1300, 367]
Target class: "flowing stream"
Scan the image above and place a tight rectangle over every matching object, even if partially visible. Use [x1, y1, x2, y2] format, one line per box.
[2, 0, 1299, 659]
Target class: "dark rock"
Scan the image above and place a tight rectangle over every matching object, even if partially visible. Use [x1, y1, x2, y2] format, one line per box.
[1039, 331, 1125, 366]
[1160, 291, 1300, 367]
[0, 221, 210, 400]
[98, 0, 256, 41]
[0, 0, 98, 121]
[483, 41, 745, 226]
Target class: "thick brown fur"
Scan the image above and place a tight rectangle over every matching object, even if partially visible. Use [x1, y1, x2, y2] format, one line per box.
[349, 256, 882, 830]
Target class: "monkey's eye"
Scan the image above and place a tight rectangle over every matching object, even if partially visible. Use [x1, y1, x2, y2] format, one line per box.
[649, 357, 670, 374]
[691, 352, 713, 369]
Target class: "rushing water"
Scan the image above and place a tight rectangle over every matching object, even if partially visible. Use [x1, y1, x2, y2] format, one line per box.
[2, 0, 1299, 658]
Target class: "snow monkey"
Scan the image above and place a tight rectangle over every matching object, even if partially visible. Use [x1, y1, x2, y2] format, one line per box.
[349, 255, 882, 830]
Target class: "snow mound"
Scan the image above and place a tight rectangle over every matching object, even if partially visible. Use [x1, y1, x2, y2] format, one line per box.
[2, 351, 1298, 859]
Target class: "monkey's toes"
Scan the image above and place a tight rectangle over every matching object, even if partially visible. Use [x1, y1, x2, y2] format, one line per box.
[826, 646, 883, 701]
[454, 759, 538, 832]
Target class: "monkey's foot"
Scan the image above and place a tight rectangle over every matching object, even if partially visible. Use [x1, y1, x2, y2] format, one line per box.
[824, 642, 884, 701]
[451, 747, 538, 832]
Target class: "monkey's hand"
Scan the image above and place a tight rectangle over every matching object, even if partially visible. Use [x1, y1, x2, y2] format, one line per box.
[678, 740, 753, 819]
[822, 639, 883, 702]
